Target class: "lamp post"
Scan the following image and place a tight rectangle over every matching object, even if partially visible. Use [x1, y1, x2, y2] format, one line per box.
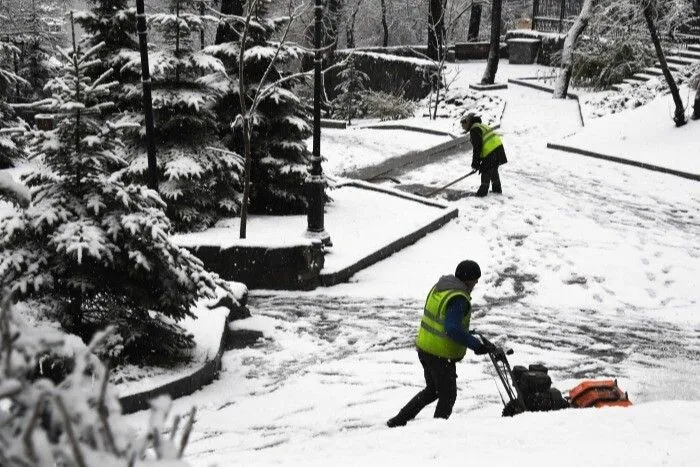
[136, 0, 158, 191]
[306, 0, 331, 245]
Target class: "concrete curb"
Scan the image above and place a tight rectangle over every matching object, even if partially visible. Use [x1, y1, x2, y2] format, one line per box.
[118, 310, 230, 415]
[346, 135, 470, 181]
[357, 123, 458, 138]
[546, 143, 700, 182]
[507, 77, 580, 99]
[320, 181, 458, 286]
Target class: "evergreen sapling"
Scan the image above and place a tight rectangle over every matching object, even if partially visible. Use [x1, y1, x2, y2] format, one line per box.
[332, 54, 369, 124]
[119, 0, 243, 232]
[0, 23, 234, 363]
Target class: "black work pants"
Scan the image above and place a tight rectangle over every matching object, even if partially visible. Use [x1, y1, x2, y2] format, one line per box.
[476, 166, 501, 196]
[392, 349, 457, 422]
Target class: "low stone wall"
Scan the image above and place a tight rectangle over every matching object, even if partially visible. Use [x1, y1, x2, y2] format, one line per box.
[454, 41, 509, 60]
[184, 242, 325, 291]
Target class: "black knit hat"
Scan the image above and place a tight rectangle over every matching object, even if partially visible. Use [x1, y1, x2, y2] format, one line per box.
[455, 260, 481, 282]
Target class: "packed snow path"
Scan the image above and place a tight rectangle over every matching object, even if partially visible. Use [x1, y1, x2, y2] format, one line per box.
[126, 83, 700, 466]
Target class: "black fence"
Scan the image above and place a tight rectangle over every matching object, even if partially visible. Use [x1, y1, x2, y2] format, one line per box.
[532, 0, 584, 33]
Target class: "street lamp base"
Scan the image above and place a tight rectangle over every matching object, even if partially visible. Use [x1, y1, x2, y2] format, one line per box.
[305, 229, 332, 247]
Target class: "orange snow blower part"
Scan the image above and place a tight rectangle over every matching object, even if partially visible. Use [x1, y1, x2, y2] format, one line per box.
[569, 379, 632, 408]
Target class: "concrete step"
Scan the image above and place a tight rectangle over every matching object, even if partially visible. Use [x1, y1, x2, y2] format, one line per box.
[628, 73, 660, 81]
[642, 66, 664, 76]
[666, 55, 697, 66]
[688, 44, 700, 53]
[611, 83, 630, 92]
[622, 78, 642, 85]
[662, 62, 684, 71]
[676, 49, 700, 60]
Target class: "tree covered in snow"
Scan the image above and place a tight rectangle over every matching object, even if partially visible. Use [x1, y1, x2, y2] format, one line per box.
[73, 0, 139, 104]
[206, 0, 313, 218]
[0, 40, 28, 168]
[1, 0, 66, 101]
[0, 297, 195, 466]
[332, 53, 369, 124]
[0, 28, 233, 363]
[118, 0, 243, 232]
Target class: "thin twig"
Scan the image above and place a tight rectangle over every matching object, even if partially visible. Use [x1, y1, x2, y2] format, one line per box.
[54, 394, 87, 467]
[177, 407, 197, 458]
[98, 360, 118, 455]
[21, 393, 45, 464]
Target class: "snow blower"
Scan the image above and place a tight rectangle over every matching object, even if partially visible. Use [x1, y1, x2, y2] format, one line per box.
[477, 334, 632, 417]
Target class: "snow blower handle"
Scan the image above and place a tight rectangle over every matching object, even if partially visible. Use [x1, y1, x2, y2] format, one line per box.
[474, 332, 513, 357]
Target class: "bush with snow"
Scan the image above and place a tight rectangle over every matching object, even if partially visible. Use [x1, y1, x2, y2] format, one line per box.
[0, 297, 194, 466]
[118, 0, 243, 232]
[206, 6, 314, 215]
[0, 35, 235, 364]
[0, 40, 28, 169]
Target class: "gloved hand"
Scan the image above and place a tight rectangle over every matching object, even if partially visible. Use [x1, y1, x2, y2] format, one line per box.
[471, 160, 480, 171]
[474, 340, 502, 356]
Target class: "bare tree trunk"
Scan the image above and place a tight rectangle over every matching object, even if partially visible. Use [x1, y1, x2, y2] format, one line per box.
[346, 0, 364, 48]
[554, 0, 594, 98]
[380, 0, 389, 47]
[427, 0, 445, 60]
[467, 3, 482, 41]
[643, 4, 686, 127]
[481, 0, 502, 84]
[215, 0, 243, 44]
[693, 82, 700, 120]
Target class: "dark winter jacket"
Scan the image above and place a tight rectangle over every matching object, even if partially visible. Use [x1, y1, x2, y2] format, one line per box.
[470, 127, 508, 172]
[432, 275, 483, 352]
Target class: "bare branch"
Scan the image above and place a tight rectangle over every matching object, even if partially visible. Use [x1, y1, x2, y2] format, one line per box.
[178, 407, 197, 458]
[55, 394, 87, 467]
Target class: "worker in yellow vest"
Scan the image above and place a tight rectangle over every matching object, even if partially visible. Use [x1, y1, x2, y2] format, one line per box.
[460, 113, 508, 197]
[386, 260, 500, 427]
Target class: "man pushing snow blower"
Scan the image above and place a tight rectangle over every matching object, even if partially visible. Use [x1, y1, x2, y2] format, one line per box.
[386, 259, 632, 426]
[386, 260, 499, 427]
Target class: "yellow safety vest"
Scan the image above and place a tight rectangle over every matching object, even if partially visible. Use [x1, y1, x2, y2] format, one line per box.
[473, 123, 503, 159]
[415, 287, 472, 360]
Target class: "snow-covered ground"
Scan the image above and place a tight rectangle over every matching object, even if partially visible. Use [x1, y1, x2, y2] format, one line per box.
[119, 63, 700, 466]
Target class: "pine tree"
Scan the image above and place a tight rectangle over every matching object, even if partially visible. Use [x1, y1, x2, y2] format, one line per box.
[0, 22, 232, 363]
[207, 4, 313, 215]
[119, 0, 243, 232]
[332, 54, 369, 125]
[0, 40, 28, 168]
[73, 0, 139, 98]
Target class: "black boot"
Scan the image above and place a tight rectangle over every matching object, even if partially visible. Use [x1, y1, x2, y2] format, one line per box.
[386, 416, 407, 428]
[475, 186, 488, 197]
[492, 184, 502, 194]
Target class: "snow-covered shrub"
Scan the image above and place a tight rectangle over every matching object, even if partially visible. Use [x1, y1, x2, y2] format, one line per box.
[118, 0, 243, 232]
[74, 0, 139, 106]
[0, 40, 29, 169]
[569, 36, 655, 89]
[331, 54, 370, 123]
[361, 90, 416, 121]
[0, 33, 235, 364]
[0, 297, 194, 466]
[420, 87, 504, 126]
[207, 7, 313, 215]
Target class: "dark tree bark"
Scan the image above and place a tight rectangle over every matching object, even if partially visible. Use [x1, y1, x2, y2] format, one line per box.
[481, 0, 502, 84]
[467, 3, 482, 41]
[427, 0, 445, 61]
[643, 4, 686, 127]
[693, 81, 700, 120]
[554, 0, 594, 98]
[346, 0, 364, 48]
[215, 0, 243, 44]
[380, 0, 389, 46]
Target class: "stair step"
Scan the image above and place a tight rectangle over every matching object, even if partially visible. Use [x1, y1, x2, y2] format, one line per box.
[688, 44, 700, 53]
[666, 55, 697, 66]
[611, 83, 629, 92]
[676, 49, 700, 60]
[665, 63, 684, 71]
[622, 78, 641, 85]
[642, 67, 664, 75]
[628, 73, 661, 81]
